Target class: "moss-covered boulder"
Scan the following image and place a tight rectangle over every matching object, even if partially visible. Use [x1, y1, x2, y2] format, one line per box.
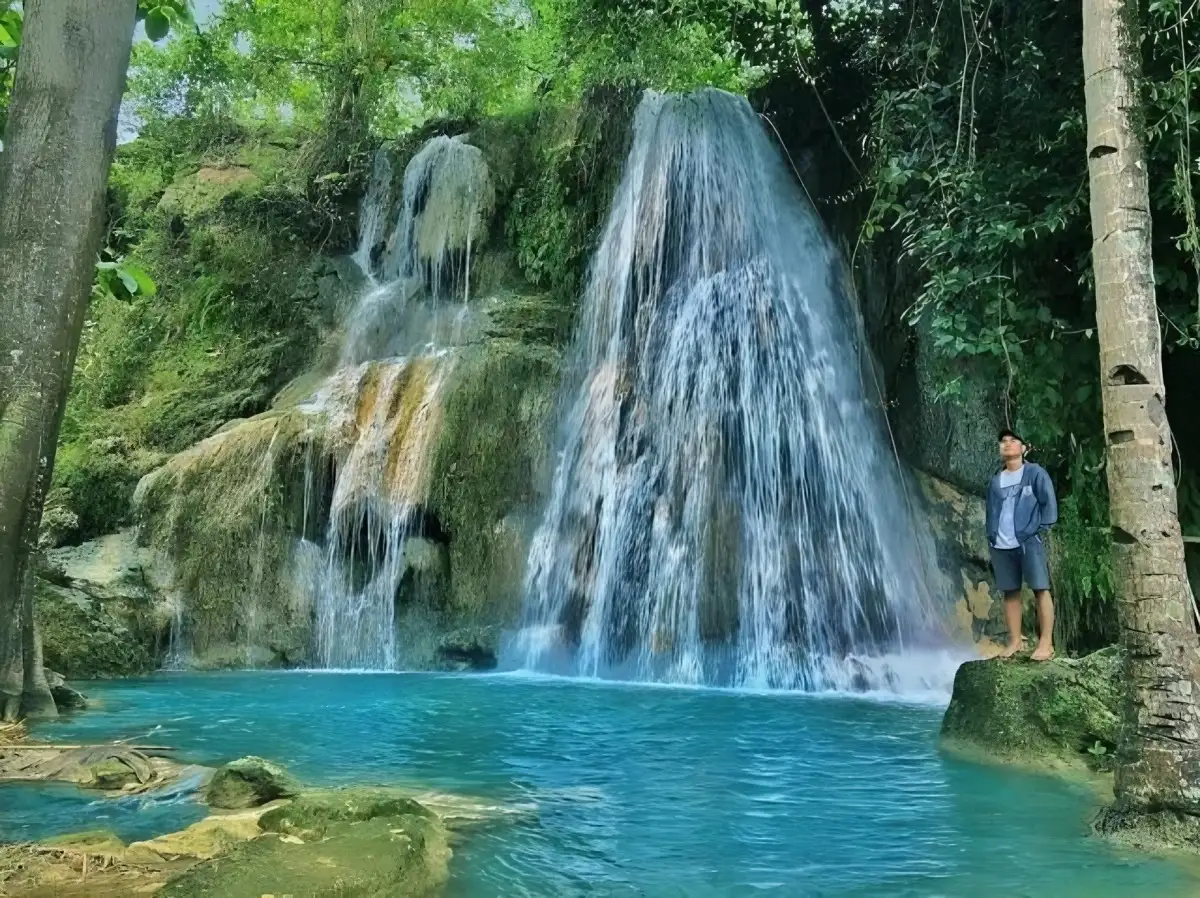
[258, 788, 433, 839]
[941, 647, 1122, 772]
[162, 788, 448, 898]
[205, 757, 300, 809]
[158, 813, 449, 898]
[34, 531, 160, 680]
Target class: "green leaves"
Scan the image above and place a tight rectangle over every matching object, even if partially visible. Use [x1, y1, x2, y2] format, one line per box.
[136, 1, 192, 43]
[95, 258, 157, 302]
[145, 8, 171, 41]
[0, 6, 22, 56]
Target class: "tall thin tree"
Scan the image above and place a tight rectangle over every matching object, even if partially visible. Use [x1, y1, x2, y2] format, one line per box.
[0, 0, 137, 719]
[1083, 0, 1200, 817]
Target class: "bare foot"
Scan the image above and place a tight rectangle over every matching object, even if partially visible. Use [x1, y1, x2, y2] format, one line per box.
[1030, 645, 1055, 662]
[997, 641, 1023, 659]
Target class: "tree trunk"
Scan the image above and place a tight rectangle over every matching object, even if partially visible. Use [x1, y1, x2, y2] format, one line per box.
[1083, 0, 1200, 815]
[0, 0, 136, 720]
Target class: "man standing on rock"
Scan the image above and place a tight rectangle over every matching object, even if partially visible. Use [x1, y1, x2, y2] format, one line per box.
[986, 429, 1058, 660]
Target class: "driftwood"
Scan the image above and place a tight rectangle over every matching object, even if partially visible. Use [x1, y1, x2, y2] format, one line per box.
[2, 743, 174, 752]
[0, 744, 155, 786]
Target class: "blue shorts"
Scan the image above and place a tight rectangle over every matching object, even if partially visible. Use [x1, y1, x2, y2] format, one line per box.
[989, 534, 1051, 593]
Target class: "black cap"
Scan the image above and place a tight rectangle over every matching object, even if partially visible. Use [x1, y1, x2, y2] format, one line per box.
[998, 428, 1024, 444]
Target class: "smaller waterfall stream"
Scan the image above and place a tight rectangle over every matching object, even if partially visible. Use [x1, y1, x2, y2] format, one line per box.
[298, 136, 491, 669]
[509, 89, 948, 690]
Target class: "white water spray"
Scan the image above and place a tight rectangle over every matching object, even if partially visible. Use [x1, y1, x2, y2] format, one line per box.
[508, 90, 948, 691]
[299, 134, 490, 669]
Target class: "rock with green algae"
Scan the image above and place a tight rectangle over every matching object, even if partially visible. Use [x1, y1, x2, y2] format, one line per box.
[158, 814, 450, 898]
[941, 646, 1122, 771]
[205, 756, 300, 809]
[33, 530, 161, 679]
[257, 788, 434, 839]
[159, 790, 449, 898]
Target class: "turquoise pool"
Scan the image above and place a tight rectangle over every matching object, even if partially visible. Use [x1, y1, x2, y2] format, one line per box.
[1, 671, 1190, 897]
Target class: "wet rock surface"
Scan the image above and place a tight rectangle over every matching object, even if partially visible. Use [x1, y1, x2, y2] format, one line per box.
[941, 646, 1122, 772]
[204, 756, 300, 809]
[0, 756, 516, 898]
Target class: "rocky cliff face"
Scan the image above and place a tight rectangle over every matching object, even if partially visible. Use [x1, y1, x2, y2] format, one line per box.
[37, 92, 1008, 674]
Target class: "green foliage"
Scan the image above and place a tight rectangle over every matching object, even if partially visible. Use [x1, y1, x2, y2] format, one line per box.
[94, 255, 157, 303]
[126, 0, 540, 188]
[137, 0, 194, 42]
[0, 1, 20, 133]
[0, 0, 189, 136]
[846, 0, 1200, 648]
[1051, 451, 1118, 653]
[507, 86, 639, 305]
[53, 117, 354, 544]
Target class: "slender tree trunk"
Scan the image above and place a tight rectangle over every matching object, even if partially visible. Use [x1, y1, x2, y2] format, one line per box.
[0, 0, 136, 720]
[1083, 0, 1200, 815]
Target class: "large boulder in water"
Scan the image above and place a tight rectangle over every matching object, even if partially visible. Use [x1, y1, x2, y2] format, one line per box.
[258, 788, 434, 839]
[205, 756, 300, 809]
[161, 789, 449, 898]
[941, 647, 1122, 772]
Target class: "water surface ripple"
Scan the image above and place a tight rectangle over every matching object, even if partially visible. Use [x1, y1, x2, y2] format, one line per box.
[2, 672, 1190, 897]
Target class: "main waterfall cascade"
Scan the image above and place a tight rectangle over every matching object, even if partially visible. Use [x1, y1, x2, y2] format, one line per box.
[507, 89, 950, 691]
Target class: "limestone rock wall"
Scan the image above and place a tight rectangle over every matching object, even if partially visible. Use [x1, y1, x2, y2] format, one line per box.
[42, 94, 1010, 675]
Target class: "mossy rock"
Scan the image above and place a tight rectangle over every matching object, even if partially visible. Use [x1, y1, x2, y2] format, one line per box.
[34, 577, 155, 679]
[941, 646, 1122, 771]
[158, 164, 263, 220]
[158, 813, 449, 898]
[205, 757, 300, 809]
[42, 829, 128, 855]
[429, 336, 560, 624]
[258, 789, 434, 840]
[47, 438, 168, 545]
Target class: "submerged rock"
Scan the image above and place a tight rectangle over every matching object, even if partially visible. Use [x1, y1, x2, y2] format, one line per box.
[205, 756, 300, 809]
[941, 646, 1121, 772]
[7, 751, 532, 897]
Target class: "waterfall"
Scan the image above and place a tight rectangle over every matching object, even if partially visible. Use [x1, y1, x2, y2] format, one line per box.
[297, 133, 490, 670]
[508, 89, 946, 690]
[302, 356, 452, 669]
[342, 136, 492, 366]
[352, 145, 394, 277]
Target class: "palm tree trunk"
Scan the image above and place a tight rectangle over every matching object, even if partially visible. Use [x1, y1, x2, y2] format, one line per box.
[0, 0, 136, 719]
[1083, 0, 1200, 815]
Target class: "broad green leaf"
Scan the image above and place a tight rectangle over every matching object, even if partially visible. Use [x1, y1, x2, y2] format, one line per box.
[145, 7, 170, 41]
[117, 268, 140, 295]
[123, 263, 157, 297]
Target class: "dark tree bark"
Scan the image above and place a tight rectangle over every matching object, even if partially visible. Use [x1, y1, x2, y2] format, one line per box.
[1083, 0, 1200, 816]
[0, 0, 137, 720]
